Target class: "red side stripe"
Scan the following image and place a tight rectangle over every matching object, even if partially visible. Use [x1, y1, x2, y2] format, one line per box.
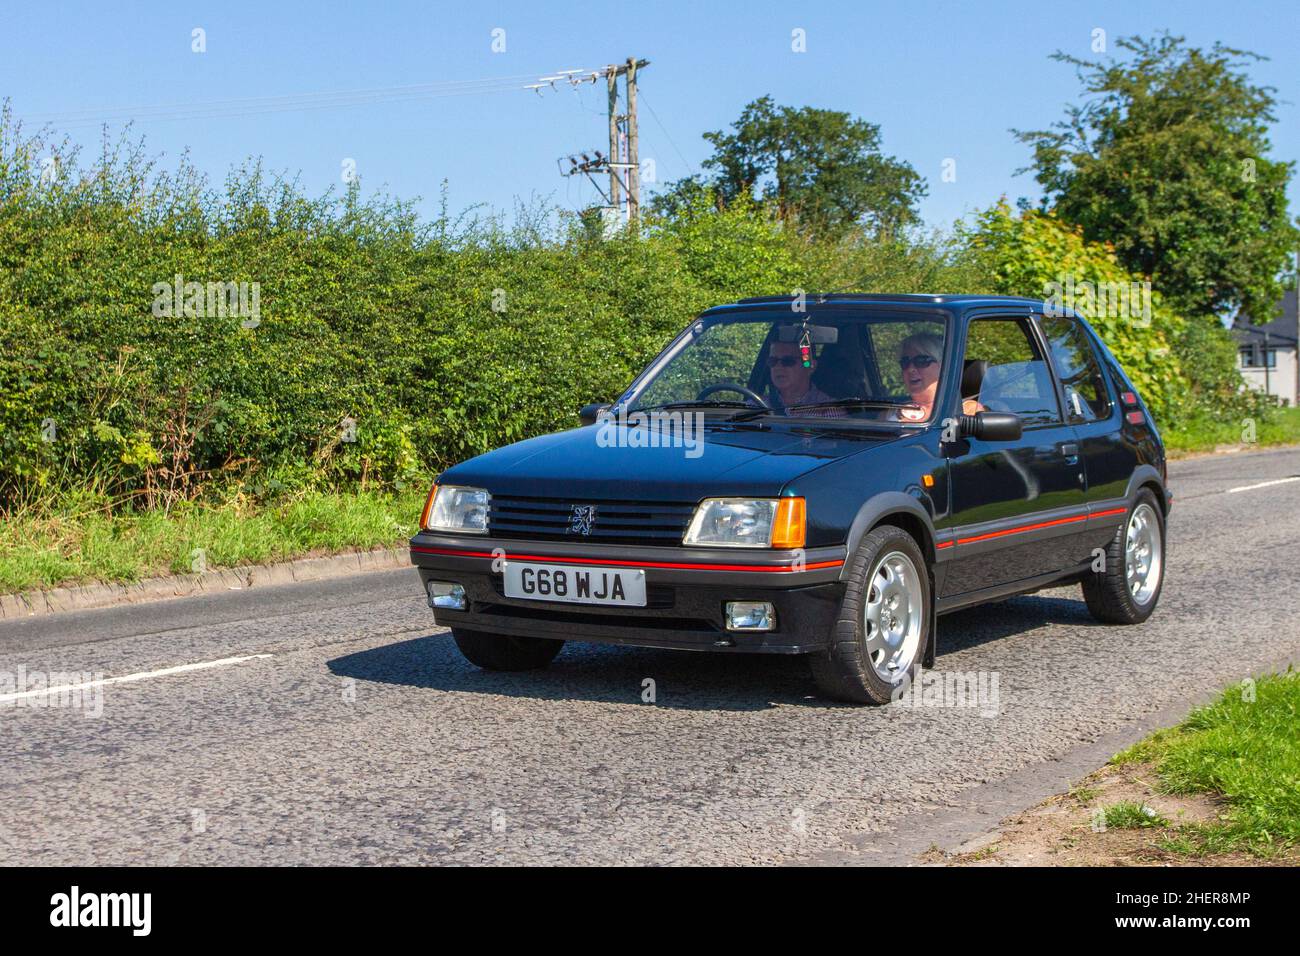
[1090, 507, 1128, 519]
[954, 513, 1087, 545]
[409, 546, 843, 573]
[941, 506, 1127, 549]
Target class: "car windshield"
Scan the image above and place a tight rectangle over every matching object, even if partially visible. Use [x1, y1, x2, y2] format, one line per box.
[627, 310, 951, 424]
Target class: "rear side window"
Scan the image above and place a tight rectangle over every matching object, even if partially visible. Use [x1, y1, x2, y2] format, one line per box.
[1039, 315, 1113, 421]
[962, 317, 1061, 426]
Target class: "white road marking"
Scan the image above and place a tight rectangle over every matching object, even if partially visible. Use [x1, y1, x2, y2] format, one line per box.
[1225, 476, 1300, 495]
[0, 653, 272, 704]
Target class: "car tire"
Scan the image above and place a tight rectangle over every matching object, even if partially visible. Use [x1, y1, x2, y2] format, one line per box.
[810, 525, 931, 705]
[1082, 489, 1165, 624]
[452, 628, 565, 671]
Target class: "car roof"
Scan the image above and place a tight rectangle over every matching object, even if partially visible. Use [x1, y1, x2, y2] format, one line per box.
[717, 293, 1047, 312]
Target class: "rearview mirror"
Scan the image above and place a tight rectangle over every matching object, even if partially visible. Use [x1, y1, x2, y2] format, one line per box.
[960, 412, 1022, 442]
[776, 323, 838, 345]
[579, 402, 611, 426]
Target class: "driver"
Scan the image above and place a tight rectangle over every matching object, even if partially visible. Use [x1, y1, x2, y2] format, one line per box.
[766, 341, 843, 417]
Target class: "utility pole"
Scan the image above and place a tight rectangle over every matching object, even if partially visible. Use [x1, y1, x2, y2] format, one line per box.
[605, 59, 649, 224]
[626, 57, 640, 223]
[553, 58, 649, 233]
[606, 66, 622, 217]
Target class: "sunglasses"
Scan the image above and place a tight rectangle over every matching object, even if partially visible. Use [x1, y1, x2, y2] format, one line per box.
[767, 355, 803, 369]
[899, 354, 938, 370]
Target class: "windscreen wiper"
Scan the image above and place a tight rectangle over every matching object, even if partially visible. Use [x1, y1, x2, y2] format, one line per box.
[633, 400, 755, 413]
[787, 398, 911, 412]
[730, 398, 909, 422]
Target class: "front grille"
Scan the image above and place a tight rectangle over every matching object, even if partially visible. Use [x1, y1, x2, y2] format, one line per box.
[487, 495, 695, 545]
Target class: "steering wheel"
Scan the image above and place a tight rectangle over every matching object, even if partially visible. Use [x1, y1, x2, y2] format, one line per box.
[696, 382, 771, 408]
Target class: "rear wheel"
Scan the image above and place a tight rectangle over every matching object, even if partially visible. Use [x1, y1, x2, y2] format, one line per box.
[1082, 489, 1165, 624]
[452, 628, 565, 671]
[810, 526, 930, 705]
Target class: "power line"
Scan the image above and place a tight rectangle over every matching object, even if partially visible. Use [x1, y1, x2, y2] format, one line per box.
[638, 90, 696, 177]
[18, 70, 598, 130]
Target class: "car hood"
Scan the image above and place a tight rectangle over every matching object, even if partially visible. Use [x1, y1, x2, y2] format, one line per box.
[439, 420, 903, 500]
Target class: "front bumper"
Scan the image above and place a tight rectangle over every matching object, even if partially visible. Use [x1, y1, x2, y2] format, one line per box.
[408, 532, 848, 654]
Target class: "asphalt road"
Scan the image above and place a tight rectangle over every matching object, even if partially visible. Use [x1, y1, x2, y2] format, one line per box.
[2, 448, 1298, 865]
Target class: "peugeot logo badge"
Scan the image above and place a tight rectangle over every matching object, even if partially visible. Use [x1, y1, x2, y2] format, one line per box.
[569, 504, 597, 535]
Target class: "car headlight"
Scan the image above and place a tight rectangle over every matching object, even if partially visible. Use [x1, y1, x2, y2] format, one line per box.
[682, 497, 805, 549]
[421, 484, 491, 534]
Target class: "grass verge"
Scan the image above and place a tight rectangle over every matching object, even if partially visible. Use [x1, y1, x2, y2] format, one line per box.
[1164, 405, 1300, 456]
[1112, 669, 1300, 859]
[0, 487, 425, 595]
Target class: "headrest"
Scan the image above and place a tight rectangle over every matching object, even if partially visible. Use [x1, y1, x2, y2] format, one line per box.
[813, 335, 867, 399]
[961, 359, 989, 399]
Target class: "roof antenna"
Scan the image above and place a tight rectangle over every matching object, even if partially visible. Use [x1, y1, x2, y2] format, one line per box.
[820, 273, 879, 299]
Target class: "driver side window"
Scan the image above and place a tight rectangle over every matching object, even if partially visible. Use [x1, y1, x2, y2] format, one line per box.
[962, 318, 1062, 427]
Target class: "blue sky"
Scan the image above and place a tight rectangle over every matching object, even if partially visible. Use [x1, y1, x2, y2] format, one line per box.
[2, 0, 1297, 233]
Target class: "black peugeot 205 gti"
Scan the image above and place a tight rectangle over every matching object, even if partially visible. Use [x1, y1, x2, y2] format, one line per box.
[410, 294, 1170, 703]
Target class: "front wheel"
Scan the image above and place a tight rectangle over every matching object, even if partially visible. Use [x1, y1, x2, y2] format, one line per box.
[452, 628, 565, 671]
[1082, 490, 1165, 624]
[810, 526, 931, 704]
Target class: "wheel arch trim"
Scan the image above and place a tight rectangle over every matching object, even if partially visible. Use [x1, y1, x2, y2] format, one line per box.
[1124, 465, 1170, 516]
[841, 493, 938, 582]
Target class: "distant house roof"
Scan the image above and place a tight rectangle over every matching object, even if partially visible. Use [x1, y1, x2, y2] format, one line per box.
[1232, 288, 1299, 347]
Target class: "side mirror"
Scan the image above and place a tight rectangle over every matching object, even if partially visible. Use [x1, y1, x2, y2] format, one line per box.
[579, 402, 611, 426]
[960, 412, 1022, 442]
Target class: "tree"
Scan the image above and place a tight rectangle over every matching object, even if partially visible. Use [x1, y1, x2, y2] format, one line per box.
[652, 96, 925, 238]
[1015, 34, 1299, 322]
[960, 202, 1187, 423]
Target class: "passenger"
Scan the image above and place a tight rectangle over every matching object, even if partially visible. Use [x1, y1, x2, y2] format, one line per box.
[766, 341, 843, 417]
[895, 332, 984, 421]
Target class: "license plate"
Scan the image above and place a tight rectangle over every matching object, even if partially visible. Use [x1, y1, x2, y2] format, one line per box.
[502, 561, 646, 607]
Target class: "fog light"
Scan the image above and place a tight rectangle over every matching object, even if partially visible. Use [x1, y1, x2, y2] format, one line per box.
[725, 601, 776, 631]
[427, 581, 466, 610]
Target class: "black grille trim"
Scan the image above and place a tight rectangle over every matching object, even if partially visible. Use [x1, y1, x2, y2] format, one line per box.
[487, 495, 695, 545]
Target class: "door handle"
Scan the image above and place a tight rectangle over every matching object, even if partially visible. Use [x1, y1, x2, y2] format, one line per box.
[1060, 442, 1079, 456]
